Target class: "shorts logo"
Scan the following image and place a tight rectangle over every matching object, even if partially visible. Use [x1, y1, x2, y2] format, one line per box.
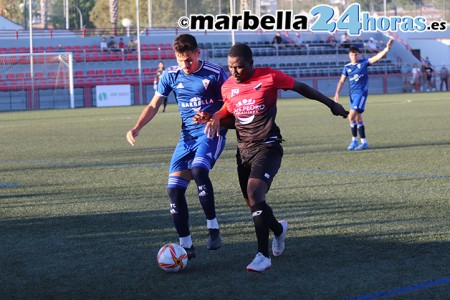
[252, 210, 263, 217]
[264, 173, 270, 179]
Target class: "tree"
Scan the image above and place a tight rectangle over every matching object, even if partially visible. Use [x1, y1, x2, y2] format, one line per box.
[109, 0, 118, 35]
[40, 0, 48, 29]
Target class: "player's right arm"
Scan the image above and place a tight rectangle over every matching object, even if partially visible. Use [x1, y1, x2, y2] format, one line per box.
[126, 94, 165, 146]
[334, 75, 347, 102]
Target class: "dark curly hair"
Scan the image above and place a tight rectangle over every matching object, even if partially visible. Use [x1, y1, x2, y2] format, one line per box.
[228, 43, 253, 61]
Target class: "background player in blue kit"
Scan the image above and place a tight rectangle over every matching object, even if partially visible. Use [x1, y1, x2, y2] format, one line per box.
[334, 38, 394, 150]
[126, 34, 228, 259]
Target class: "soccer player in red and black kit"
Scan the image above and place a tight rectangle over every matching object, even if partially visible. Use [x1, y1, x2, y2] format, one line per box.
[196, 43, 348, 272]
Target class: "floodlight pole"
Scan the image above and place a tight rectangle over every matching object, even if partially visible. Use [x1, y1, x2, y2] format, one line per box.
[230, 0, 235, 45]
[64, 0, 69, 29]
[72, 5, 83, 30]
[29, 0, 35, 109]
[136, 0, 143, 105]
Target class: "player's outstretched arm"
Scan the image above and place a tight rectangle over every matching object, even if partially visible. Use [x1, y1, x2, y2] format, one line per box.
[334, 75, 347, 102]
[369, 38, 394, 65]
[292, 81, 349, 118]
[126, 94, 165, 146]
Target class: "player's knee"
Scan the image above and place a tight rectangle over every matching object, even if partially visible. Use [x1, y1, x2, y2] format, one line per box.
[167, 187, 179, 200]
[246, 183, 266, 205]
[191, 166, 210, 181]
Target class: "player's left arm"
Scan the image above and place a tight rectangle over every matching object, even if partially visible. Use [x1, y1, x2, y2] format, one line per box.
[369, 38, 394, 65]
[292, 81, 348, 118]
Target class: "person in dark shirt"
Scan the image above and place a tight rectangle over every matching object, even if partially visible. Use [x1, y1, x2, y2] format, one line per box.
[153, 61, 166, 111]
[195, 43, 348, 272]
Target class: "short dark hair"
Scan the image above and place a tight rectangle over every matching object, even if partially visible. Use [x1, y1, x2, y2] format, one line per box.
[349, 46, 360, 53]
[228, 43, 253, 61]
[173, 34, 198, 53]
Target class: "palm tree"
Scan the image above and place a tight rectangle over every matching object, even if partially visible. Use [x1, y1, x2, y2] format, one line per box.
[40, 0, 48, 29]
[109, 0, 118, 35]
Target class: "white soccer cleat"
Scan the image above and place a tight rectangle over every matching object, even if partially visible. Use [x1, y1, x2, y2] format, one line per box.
[246, 252, 272, 273]
[272, 220, 288, 257]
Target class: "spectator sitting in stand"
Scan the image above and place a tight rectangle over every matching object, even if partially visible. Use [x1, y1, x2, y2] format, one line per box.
[340, 32, 351, 48]
[283, 32, 293, 46]
[352, 37, 364, 52]
[107, 36, 120, 52]
[327, 33, 337, 48]
[118, 38, 125, 51]
[366, 37, 379, 53]
[272, 32, 284, 49]
[127, 37, 136, 52]
[100, 37, 108, 52]
[292, 32, 304, 49]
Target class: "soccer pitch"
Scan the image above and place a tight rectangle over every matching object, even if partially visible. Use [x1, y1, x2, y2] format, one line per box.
[1, 93, 449, 299]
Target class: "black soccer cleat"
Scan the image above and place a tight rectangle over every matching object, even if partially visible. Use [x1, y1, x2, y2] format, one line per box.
[207, 229, 221, 250]
[183, 245, 196, 260]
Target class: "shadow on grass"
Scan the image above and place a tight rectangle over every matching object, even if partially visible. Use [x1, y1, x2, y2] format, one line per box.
[0, 209, 448, 300]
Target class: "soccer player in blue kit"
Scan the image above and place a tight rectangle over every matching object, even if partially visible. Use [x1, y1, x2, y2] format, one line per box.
[126, 34, 228, 259]
[334, 38, 393, 150]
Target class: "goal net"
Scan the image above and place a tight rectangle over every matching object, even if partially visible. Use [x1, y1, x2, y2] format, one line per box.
[0, 52, 74, 111]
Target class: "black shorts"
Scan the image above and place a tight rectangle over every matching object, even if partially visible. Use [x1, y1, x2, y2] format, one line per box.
[236, 142, 283, 197]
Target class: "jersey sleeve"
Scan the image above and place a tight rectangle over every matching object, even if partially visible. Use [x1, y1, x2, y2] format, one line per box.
[341, 65, 348, 77]
[271, 68, 295, 90]
[156, 68, 173, 97]
[363, 58, 371, 67]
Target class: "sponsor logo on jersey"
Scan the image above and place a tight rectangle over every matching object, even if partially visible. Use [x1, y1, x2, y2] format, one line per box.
[233, 101, 266, 115]
[181, 97, 214, 109]
[177, 82, 184, 89]
[350, 73, 364, 82]
[254, 82, 263, 91]
[236, 99, 256, 107]
[231, 88, 239, 97]
[237, 115, 255, 125]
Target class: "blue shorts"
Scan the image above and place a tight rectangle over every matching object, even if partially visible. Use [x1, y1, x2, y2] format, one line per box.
[169, 134, 226, 174]
[349, 92, 367, 113]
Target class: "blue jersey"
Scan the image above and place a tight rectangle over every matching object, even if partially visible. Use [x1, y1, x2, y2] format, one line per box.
[156, 60, 228, 138]
[342, 58, 370, 96]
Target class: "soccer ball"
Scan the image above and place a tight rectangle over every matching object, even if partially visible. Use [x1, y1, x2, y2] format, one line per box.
[157, 243, 188, 273]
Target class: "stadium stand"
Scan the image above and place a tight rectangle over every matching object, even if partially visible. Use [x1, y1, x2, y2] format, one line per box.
[2, 29, 447, 111]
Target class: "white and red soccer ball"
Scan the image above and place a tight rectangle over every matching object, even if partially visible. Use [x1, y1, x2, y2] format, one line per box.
[157, 243, 188, 273]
